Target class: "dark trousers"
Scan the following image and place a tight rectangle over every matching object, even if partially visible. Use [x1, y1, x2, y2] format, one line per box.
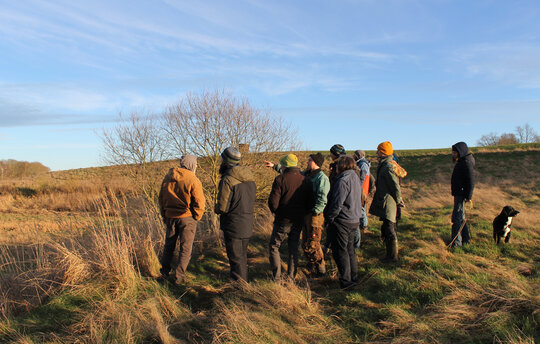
[269, 220, 302, 281]
[329, 221, 358, 288]
[224, 233, 250, 282]
[160, 217, 197, 282]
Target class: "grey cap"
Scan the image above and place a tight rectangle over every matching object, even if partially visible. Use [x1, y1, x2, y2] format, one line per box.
[353, 150, 365, 160]
[180, 154, 197, 172]
[221, 147, 241, 165]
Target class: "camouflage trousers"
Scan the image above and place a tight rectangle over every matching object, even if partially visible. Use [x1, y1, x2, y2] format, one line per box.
[302, 213, 326, 273]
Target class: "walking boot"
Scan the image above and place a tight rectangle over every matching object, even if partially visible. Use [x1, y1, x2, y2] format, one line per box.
[316, 262, 327, 277]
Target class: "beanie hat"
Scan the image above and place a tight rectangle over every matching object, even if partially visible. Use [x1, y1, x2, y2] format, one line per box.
[330, 144, 346, 156]
[377, 141, 393, 156]
[280, 153, 298, 168]
[353, 150, 365, 160]
[309, 152, 325, 168]
[180, 154, 197, 172]
[221, 147, 241, 165]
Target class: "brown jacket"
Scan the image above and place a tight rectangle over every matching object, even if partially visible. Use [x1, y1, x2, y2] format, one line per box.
[268, 167, 313, 223]
[158, 167, 205, 220]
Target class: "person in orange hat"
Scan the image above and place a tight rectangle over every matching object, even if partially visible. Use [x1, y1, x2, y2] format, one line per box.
[369, 141, 405, 262]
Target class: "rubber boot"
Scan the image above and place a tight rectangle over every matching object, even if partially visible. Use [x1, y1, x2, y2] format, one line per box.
[390, 239, 399, 262]
[382, 239, 392, 262]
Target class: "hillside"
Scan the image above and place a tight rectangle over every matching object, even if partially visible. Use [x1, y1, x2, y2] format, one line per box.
[1, 145, 539, 343]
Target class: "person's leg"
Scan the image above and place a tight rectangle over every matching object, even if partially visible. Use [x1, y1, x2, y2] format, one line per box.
[381, 219, 398, 262]
[353, 227, 361, 249]
[302, 215, 314, 272]
[330, 221, 352, 288]
[268, 222, 291, 281]
[160, 218, 179, 277]
[347, 226, 358, 282]
[224, 233, 247, 281]
[287, 221, 302, 279]
[310, 214, 326, 275]
[174, 217, 197, 283]
[451, 196, 465, 247]
[238, 238, 250, 282]
[361, 206, 368, 229]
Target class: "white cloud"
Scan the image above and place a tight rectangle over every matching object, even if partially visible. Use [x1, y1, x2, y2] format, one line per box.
[453, 42, 540, 89]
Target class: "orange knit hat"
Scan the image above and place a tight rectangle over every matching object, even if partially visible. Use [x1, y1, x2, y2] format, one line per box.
[377, 141, 393, 156]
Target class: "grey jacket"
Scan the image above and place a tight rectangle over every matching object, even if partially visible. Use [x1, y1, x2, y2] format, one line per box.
[324, 169, 363, 225]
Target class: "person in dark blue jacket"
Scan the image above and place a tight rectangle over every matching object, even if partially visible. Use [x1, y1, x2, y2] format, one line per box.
[325, 155, 363, 289]
[450, 142, 475, 247]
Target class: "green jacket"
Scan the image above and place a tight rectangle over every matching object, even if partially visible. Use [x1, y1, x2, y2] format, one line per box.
[306, 169, 330, 215]
[215, 166, 257, 238]
[369, 156, 402, 222]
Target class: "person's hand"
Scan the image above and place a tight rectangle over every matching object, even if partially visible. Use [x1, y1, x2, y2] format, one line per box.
[398, 200, 405, 208]
[264, 161, 275, 168]
[466, 199, 473, 209]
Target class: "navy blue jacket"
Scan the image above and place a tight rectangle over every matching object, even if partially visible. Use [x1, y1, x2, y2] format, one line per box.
[451, 142, 475, 200]
[325, 169, 363, 225]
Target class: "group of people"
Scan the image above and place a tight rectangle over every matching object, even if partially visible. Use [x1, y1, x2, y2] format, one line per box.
[157, 140, 475, 289]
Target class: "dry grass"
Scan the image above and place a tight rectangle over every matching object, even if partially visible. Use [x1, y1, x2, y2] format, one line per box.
[212, 280, 348, 344]
[1, 147, 539, 343]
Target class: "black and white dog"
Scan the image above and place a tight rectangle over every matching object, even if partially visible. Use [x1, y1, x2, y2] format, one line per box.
[493, 206, 520, 244]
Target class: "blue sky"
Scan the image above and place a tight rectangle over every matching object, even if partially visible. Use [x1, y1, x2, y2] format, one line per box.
[1, 0, 539, 171]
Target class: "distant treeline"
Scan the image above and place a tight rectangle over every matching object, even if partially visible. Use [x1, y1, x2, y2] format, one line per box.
[477, 123, 539, 147]
[0, 159, 50, 178]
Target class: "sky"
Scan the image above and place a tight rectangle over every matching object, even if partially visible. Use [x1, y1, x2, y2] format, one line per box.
[1, 0, 539, 171]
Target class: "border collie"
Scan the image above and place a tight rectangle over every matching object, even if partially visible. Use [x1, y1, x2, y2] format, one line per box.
[493, 206, 520, 244]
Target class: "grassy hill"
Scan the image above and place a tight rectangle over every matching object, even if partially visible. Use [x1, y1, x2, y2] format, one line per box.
[0, 145, 539, 343]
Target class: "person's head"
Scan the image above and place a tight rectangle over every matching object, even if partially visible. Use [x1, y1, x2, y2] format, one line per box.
[180, 154, 197, 173]
[353, 150, 365, 161]
[451, 142, 469, 162]
[336, 155, 356, 174]
[307, 153, 324, 171]
[330, 144, 346, 161]
[220, 147, 241, 174]
[452, 150, 459, 162]
[377, 141, 393, 158]
[279, 154, 298, 170]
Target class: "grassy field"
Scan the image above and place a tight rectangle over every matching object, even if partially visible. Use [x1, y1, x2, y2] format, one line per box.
[0, 145, 539, 343]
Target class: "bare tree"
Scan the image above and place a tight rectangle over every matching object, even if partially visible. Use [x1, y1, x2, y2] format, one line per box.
[162, 89, 299, 234]
[101, 111, 170, 211]
[497, 133, 519, 145]
[477, 132, 500, 147]
[515, 123, 539, 143]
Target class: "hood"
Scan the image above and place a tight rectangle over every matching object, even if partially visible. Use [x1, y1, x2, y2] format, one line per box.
[168, 167, 194, 181]
[338, 169, 358, 179]
[452, 142, 470, 158]
[226, 165, 254, 183]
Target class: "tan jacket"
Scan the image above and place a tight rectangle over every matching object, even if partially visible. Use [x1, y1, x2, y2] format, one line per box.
[158, 167, 205, 220]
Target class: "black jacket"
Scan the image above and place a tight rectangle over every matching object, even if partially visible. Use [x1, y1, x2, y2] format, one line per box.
[451, 142, 475, 200]
[268, 167, 312, 223]
[215, 166, 257, 239]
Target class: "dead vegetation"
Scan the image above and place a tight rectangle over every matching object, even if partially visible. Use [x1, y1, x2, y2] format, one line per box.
[0, 147, 539, 343]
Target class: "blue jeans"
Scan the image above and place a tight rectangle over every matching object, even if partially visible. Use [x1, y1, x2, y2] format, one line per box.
[451, 196, 470, 247]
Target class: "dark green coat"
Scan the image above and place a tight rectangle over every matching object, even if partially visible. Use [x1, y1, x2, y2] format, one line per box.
[369, 156, 402, 222]
[215, 166, 256, 238]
